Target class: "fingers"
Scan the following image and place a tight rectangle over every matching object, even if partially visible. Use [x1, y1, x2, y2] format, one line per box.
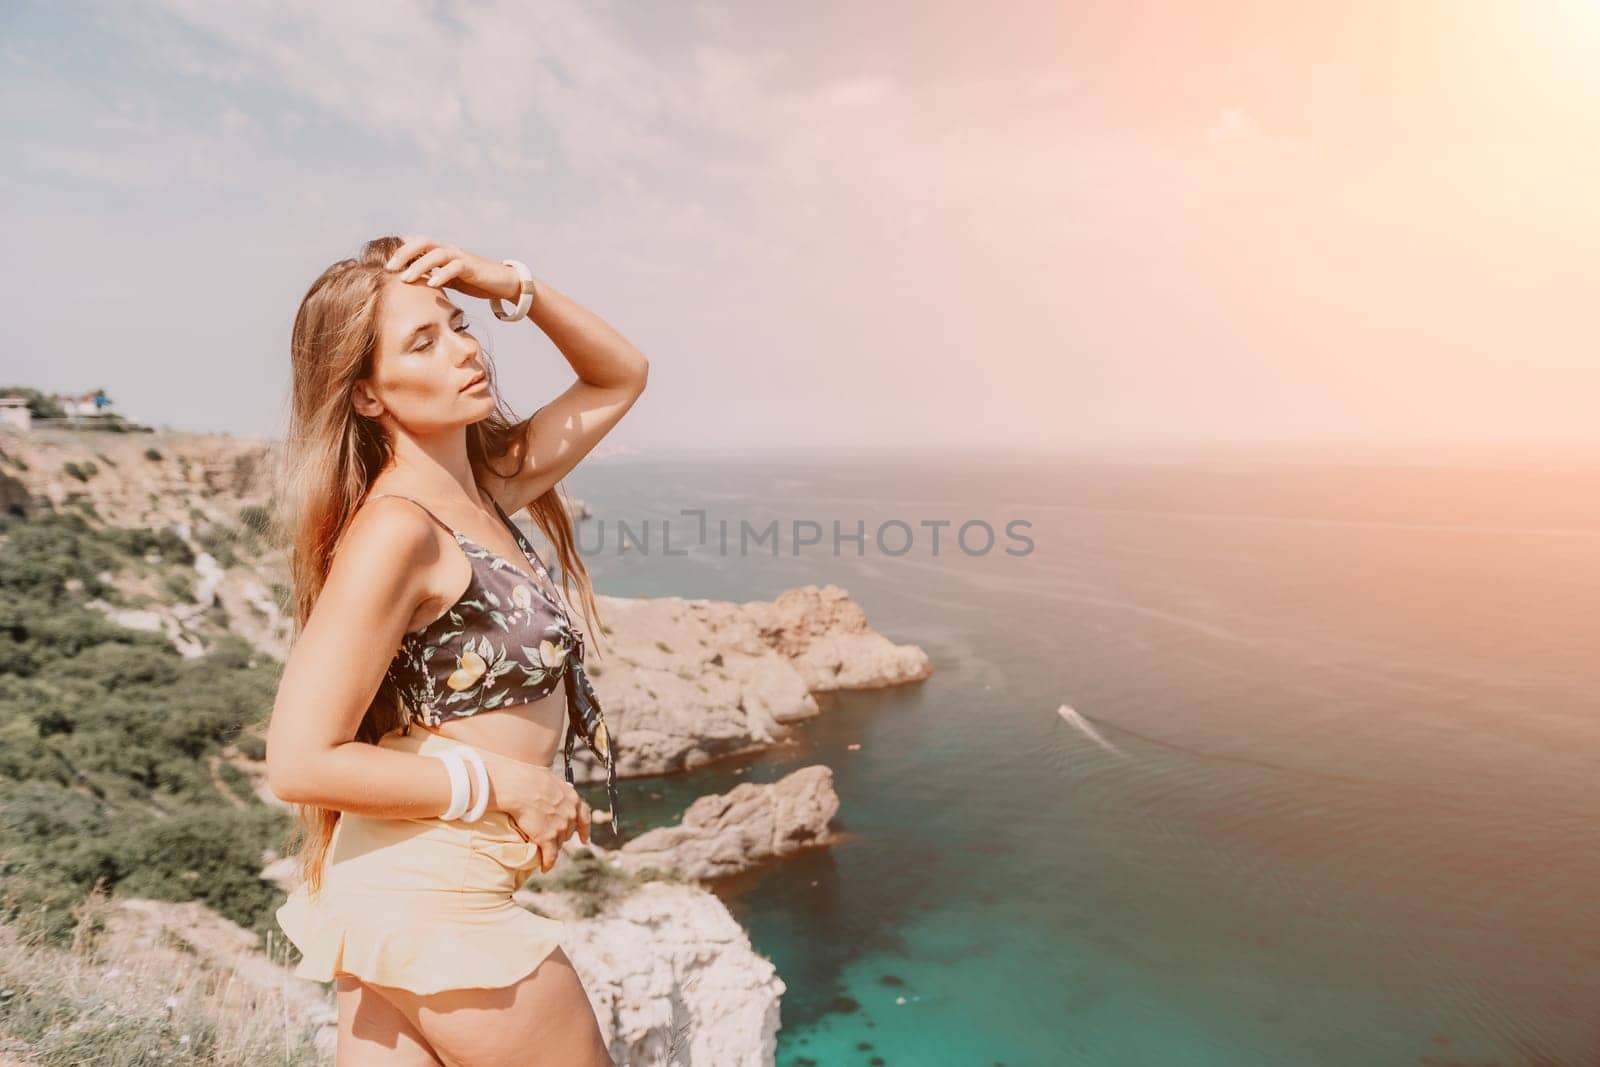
[426, 259, 466, 288]
[384, 235, 432, 272]
[538, 828, 572, 871]
[560, 783, 586, 846]
[397, 246, 454, 284]
[525, 785, 592, 874]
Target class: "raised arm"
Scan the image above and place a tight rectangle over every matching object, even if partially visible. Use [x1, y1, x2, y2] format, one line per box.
[382, 237, 650, 513]
[489, 276, 649, 512]
[264, 498, 461, 816]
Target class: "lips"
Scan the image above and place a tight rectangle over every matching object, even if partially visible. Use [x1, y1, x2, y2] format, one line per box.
[460, 371, 487, 392]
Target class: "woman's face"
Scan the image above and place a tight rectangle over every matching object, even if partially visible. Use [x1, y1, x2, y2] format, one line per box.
[357, 275, 495, 434]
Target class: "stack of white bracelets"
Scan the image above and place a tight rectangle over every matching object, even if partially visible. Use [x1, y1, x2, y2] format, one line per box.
[425, 745, 490, 823]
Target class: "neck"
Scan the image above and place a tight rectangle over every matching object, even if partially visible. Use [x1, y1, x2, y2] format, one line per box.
[383, 424, 482, 505]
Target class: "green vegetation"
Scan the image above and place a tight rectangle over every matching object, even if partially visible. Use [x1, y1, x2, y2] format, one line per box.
[193, 512, 272, 571]
[61, 461, 98, 483]
[0, 387, 67, 420]
[0, 507, 288, 946]
[237, 505, 273, 538]
[234, 734, 267, 762]
[142, 447, 163, 462]
[192, 523, 239, 568]
[104, 525, 194, 566]
[162, 572, 194, 602]
[536, 847, 685, 918]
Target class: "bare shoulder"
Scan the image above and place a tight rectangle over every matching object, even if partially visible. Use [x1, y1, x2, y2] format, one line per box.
[327, 495, 446, 597]
[342, 494, 442, 556]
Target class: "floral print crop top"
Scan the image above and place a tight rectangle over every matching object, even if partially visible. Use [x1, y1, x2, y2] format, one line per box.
[366, 491, 622, 835]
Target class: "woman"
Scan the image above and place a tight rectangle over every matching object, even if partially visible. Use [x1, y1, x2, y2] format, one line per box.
[265, 234, 648, 1066]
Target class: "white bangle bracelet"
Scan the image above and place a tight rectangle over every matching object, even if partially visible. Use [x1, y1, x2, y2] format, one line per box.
[429, 749, 470, 821]
[456, 745, 490, 823]
[491, 259, 535, 322]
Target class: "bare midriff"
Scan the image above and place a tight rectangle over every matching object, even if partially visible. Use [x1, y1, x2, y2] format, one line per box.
[411, 688, 568, 770]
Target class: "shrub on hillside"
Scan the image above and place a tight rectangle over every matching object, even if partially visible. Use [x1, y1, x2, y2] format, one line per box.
[0, 508, 288, 945]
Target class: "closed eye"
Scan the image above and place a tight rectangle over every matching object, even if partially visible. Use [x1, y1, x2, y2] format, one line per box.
[414, 318, 473, 350]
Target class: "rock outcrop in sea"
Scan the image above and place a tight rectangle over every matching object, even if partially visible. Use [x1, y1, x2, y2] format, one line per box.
[560, 588, 931, 785]
[606, 765, 843, 881]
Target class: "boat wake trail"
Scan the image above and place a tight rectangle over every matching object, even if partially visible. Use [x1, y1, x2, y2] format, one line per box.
[1056, 704, 1131, 760]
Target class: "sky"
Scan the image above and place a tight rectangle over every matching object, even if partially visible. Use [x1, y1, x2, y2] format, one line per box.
[3, 0, 1598, 454]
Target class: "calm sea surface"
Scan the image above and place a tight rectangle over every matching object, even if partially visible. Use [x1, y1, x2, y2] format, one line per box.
[555, 447, 1600, 1067]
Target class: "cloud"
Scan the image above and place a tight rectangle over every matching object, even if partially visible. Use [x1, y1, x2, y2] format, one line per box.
[133, 0, 687, 175]
[7, 0, 1173, 282]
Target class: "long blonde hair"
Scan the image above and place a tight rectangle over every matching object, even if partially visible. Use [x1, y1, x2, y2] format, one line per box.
[274, 235, 606, 897]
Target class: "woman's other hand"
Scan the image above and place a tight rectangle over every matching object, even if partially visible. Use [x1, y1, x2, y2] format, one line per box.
[385, 235, 520, 304]
[480, 750, 592, 873]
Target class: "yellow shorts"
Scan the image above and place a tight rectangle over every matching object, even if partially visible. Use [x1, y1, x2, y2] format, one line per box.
[274, 725, 564, 994]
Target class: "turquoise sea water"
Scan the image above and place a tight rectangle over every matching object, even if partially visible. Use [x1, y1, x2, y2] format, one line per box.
[558, 448, 1600, 1067]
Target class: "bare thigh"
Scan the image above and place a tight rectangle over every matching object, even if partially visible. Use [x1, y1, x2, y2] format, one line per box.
[335, 976, 445, 1066]
[362, 946, 614, 1067]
